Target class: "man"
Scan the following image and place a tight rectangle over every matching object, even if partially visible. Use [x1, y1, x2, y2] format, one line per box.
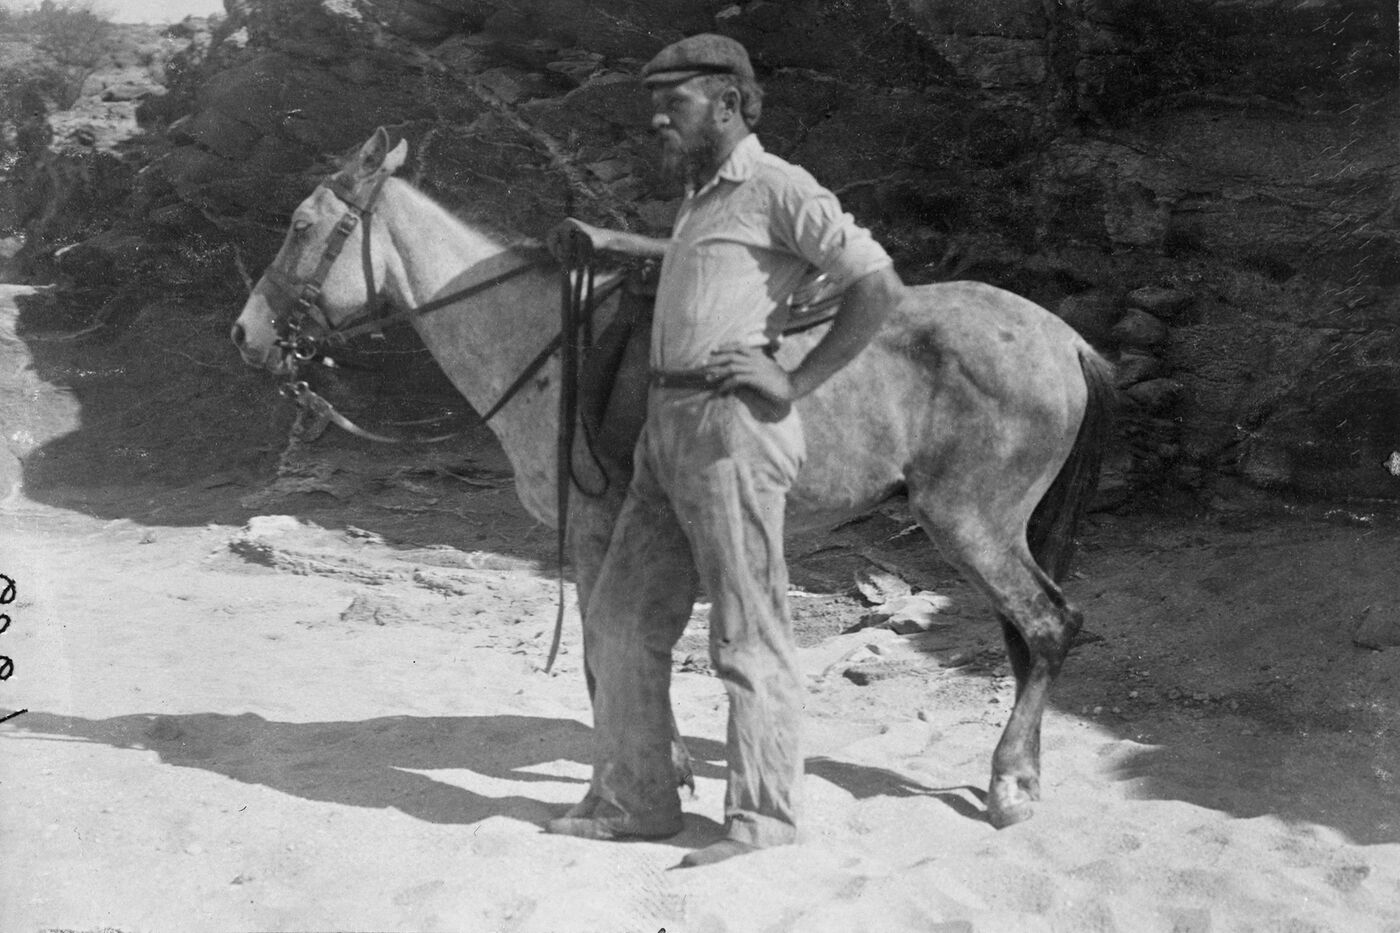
[545, 33, 906, 867]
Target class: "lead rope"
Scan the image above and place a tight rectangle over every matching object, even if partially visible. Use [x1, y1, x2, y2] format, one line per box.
[545, 232, 595, 673]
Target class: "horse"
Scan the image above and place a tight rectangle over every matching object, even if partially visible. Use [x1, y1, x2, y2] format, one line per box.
[232, 127, 1116, 829]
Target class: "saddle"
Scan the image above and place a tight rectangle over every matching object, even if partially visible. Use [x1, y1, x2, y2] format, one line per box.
[575, 268, 843, 487]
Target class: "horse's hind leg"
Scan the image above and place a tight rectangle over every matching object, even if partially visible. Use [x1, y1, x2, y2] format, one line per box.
[984, 560, 1080, 826]
[989, 591, 1081, 822]
[914, 507, 1081, 827]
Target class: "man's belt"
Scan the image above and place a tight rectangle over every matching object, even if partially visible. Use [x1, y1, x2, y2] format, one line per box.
[649, 368, 717, 390]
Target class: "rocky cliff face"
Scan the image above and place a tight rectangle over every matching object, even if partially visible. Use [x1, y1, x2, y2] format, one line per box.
[5, 0, 1397, 505]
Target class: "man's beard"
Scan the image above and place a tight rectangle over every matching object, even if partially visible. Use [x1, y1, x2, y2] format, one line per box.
[660, 124, 723, 189]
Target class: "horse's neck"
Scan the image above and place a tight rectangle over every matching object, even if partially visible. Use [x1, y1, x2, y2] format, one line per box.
[377, 180, 563, 524]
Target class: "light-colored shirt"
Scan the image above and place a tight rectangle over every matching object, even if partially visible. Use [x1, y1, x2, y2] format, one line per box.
[651, 134, 892, 371]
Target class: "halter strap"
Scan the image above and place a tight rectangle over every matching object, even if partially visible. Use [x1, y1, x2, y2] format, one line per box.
[266, 170, 630, 437]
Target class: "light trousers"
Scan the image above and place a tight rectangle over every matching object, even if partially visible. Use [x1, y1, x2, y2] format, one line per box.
[581, 386, 807, 846]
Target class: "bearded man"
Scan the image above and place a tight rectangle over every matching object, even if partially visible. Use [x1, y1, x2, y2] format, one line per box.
[544, 33, 906, 867]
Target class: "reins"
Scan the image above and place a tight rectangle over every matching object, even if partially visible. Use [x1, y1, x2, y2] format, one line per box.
[267, 170, 622, 443]
[544, 231, 598, 673]
[265, 169, 620, 673]
[259, 163, 858, 677]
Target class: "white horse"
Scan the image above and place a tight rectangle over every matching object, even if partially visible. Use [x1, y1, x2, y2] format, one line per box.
[233, 128, 1115, 828]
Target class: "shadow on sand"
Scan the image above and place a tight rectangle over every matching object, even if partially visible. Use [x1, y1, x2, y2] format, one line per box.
[7, 711, 998, 831]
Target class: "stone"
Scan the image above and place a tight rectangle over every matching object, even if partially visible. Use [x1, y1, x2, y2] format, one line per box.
[547, 51, 605, 85]
[1126, 378, 1184, 413]
[53, 232, 148, 285]
[928, 35, 1046, 89]
[1114, 350, 1164, 387]
[474, 68, 525, 104]
[102, 81, 164, 102]
[1127, 285, 1195, 321]
[1055, 291, 1119, 347]
[341, 593, 415, 627]
[1104, 179, 1170, 248]
[1354, 613, 1400, 650]
[1237, 441, 1292, 489]
[1111, 308, 1169, 349]
[182, 107, 262, 159]
[584, 158, 630, 183]
[378, 0, 464, 41]
[891, 0, 1048, 39]
[1091, 467, 1131, 511]
[562, 72, 652, 126]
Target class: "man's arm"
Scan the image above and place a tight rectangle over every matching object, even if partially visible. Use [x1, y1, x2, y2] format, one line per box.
[708, 264, 906, 405]
[548, 218, 669, 262]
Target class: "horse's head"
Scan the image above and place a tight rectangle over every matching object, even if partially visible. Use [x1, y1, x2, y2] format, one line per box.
[230, 127, 408, 374]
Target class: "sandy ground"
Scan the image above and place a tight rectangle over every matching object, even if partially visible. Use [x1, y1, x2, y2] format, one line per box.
[3, 282, 1400, 932]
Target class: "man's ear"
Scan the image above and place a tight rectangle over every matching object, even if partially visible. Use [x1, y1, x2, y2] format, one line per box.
[715, 86, 742, 123]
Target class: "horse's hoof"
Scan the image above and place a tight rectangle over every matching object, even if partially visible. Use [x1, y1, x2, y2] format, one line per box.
[562, 791, 600, 820]
[987, 798, 1035, 829]
[987, 775, 1039, 829]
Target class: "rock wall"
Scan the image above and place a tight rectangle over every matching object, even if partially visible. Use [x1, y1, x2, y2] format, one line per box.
[5, 0, 1397, 505]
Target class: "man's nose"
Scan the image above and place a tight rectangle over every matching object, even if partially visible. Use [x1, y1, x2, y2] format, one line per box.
[651, 113, 669, 131]
[230, 322, 246, 348]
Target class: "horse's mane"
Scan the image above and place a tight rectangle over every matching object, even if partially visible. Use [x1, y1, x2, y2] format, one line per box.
[385, 175, 552, 266]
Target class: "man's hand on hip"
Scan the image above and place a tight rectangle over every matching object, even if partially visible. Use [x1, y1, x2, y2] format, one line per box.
[707, 344, 794, 408]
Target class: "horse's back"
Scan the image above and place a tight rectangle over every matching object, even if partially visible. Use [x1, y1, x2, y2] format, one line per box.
[889, 280, 1096, 423]
[902, 280, 1093, 372]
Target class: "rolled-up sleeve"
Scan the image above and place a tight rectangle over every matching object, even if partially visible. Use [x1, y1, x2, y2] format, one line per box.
[777, 172, 893, 288]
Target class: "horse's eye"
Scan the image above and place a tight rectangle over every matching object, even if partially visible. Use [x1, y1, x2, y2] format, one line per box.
[292, 219, 312, 233]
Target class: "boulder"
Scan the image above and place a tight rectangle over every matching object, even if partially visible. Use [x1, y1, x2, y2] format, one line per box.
[1114, 350, 1164, 388]
[1355, 613, 1400, 651]
[101, 81, 164, 102]
[1111, 308, 1169, 350]
[1054, 291, 1119, 347]
[54, 231, 149, 285]
[1127, 285, 1195, 322]
[1126, 378, 1184, 413]
[892, 0, 1048, 39]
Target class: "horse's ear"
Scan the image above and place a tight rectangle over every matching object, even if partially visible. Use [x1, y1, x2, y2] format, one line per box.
[352, 128, 409, 179]
[382, 138, 409, 175]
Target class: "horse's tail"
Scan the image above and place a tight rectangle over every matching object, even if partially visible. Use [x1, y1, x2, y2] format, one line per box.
[1027, 347, 1116, 583]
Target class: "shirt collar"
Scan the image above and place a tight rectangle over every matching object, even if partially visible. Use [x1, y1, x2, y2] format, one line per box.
[691, 133, 762, 197]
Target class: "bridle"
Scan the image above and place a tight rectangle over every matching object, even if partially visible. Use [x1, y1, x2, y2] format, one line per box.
[263, 171, 390, 366]
[260, 168, 618, 438]
[259, 165, 634, 673]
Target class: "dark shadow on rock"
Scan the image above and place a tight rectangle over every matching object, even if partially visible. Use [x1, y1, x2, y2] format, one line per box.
[7, 286, 543, 557]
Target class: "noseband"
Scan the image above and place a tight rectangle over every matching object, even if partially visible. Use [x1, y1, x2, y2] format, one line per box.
[265, 172, 388, 365]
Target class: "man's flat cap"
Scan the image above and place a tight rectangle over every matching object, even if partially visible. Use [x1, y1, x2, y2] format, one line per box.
[641, 33, 755, 86]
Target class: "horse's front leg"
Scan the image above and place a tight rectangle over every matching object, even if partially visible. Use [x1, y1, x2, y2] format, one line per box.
[569, 490, 695, 796]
